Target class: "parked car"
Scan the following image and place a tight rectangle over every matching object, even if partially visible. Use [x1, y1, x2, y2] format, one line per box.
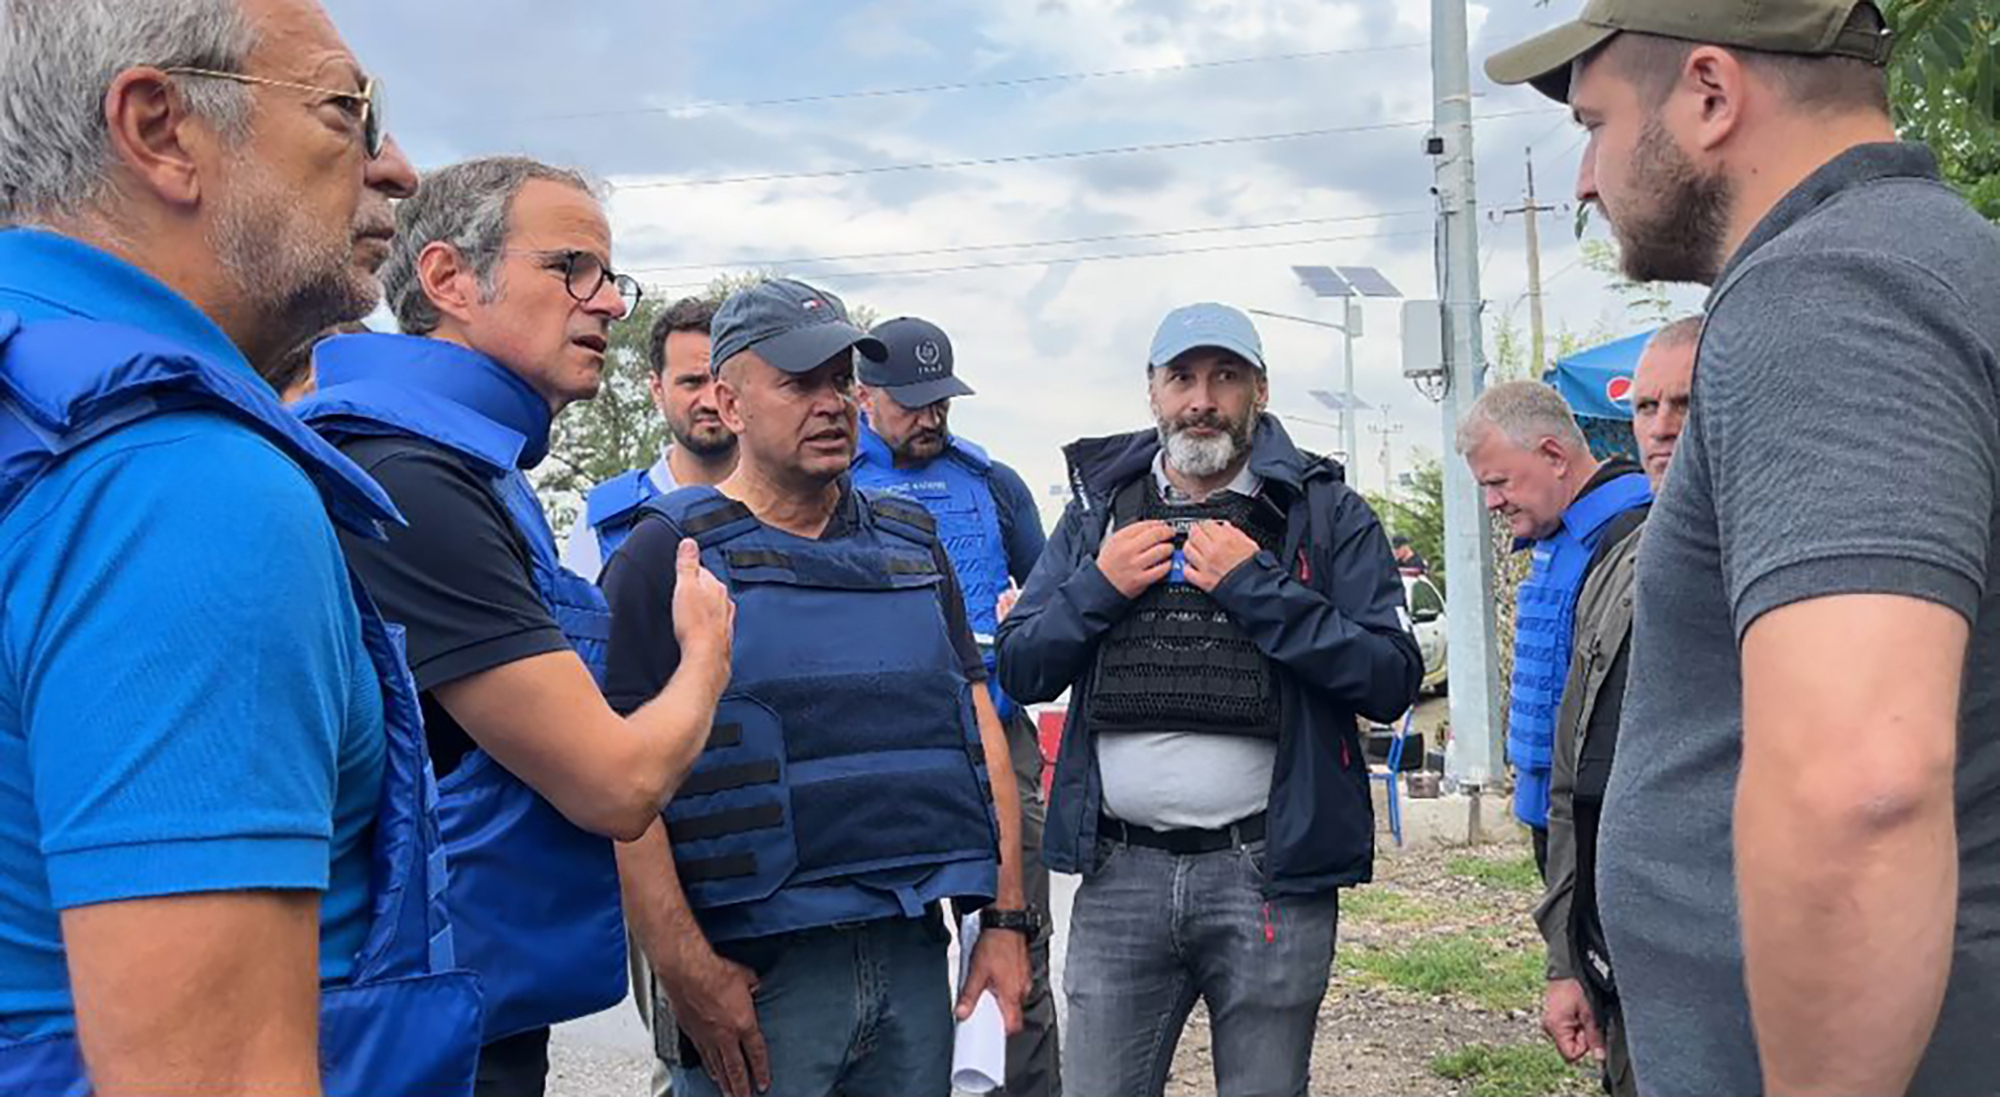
[1402, 569, 1447, 694]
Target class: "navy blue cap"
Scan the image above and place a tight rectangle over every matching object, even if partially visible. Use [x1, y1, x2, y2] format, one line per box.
[709, 278, 887, 376]
[859, 316, 976, 408]
[1148, 302, 1266, 371]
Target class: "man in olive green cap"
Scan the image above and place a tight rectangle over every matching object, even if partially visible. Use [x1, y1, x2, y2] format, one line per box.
[1489, 3, 2000, 1097]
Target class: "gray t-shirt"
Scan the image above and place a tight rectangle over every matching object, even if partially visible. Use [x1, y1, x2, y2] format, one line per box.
[1602, 143, 2000, 1096]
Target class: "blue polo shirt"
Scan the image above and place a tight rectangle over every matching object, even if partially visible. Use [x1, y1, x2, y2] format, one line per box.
[0, 229, 384, 1038]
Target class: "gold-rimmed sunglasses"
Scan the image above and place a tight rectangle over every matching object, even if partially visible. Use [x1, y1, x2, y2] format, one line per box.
[162, 67, 384, 159]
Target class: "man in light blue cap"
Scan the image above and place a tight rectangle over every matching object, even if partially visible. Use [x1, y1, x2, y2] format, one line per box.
[997, 302, 1421, 1097]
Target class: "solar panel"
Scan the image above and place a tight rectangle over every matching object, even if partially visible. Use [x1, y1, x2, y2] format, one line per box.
[1290, 265, 1352, 298]
[1308, 389, 1374, 413]
[1337, 266, 1403, 297]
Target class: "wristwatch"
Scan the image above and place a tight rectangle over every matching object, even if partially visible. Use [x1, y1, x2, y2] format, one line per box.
[979, 906, 1044, 936]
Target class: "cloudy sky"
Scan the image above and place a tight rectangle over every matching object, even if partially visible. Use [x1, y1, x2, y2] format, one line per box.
[325, 0, 1703, 524]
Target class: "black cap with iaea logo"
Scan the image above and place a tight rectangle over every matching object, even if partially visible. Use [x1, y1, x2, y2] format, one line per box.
[860, 317, 976, 409]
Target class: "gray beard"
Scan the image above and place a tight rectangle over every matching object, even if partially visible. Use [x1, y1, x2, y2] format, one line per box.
[1160, 427, 1240, 479]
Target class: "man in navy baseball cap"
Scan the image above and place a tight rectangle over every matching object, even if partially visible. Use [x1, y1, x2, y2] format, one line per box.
[708, 277, 886, 377]
[853, 317, 1058, 1094]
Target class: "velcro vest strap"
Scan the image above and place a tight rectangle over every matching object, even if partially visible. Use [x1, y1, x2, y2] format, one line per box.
[680, 760, 782, 796]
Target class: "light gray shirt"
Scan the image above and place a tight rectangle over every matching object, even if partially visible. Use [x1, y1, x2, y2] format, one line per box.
[560, 448, 677, 583]
[1098, 453, 1276, 830]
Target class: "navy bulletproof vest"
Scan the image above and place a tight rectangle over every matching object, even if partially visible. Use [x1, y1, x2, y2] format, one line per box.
[297, 333, 625, 1042]
[0, 314, 481, 1096]
[851, 425, 1020, 722]
[647, 485, 1000, 943]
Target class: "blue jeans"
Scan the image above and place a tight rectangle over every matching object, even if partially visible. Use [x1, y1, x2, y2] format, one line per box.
[1063, 838, 1338, 1097]
[672, 915, 952, 1097]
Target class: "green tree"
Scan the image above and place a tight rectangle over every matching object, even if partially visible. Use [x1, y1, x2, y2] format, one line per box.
[1368, 457, 1447, 590]
[1884, 0, 2000, 219]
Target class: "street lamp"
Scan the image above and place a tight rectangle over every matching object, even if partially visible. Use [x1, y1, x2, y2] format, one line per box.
[1279, 265, 1403, 466]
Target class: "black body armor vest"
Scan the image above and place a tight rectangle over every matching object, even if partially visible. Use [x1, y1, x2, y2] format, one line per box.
[1087, 475, 1285, 740]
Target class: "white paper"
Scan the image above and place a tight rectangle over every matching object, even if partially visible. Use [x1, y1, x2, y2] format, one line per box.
[951, 911, 1007, 1093]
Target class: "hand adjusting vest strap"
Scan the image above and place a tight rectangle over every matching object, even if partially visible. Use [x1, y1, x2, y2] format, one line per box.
[645, 484, 1000, 944]
[585, 465, 664, 568]
[1087, 476, 1285, 739]
[297, 333, 626, 1042]
[850, 425, 1021, 721]
[0, 314, 481, 1096]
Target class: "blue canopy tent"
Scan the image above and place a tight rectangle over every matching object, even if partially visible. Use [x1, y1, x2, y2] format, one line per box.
[1545, 328, 1654, 462]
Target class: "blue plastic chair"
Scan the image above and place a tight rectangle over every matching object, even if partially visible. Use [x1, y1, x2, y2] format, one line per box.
[1370, 709, 1415, 847]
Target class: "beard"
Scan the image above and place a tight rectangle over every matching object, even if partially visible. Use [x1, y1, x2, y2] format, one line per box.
[1605, 115, 1735, 286]
[1157, 407, 1255, 479]
[210, 158, 382, 348]
[891, 425, 947, 465]
[670, 412, 738, 458]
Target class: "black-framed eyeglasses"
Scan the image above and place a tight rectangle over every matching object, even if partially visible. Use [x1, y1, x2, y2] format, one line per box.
[163, 66, 385, 159]
[493, 248, 643, 312]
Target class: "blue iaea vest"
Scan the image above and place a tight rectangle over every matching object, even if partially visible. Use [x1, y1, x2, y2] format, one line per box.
[0, 314, 482, 1096]
[850, 424, 1019, 721]
[296, 334, 626, 1042]
[584, 465, 665, 568]
[646, 485, 1000, 943]
[1508, 470, 1652, 828]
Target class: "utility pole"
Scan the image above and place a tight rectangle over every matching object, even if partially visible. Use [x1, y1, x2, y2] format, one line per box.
[1432, 0, 1504, 839]
[1498, 149, 1563, 376]
[1369, 415, 1404, 502]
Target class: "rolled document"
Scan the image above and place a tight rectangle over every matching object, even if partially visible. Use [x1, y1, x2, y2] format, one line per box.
[951, 911, 1006, 1093]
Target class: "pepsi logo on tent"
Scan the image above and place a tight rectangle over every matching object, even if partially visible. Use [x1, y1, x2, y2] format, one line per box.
[1605, 375, 1634, 405]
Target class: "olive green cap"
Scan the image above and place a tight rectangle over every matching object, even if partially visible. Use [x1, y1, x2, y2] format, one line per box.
[1486, 0, 1894, 103]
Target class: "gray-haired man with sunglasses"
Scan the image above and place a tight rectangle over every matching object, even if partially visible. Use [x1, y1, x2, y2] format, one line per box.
[295, 156, 737, 1097]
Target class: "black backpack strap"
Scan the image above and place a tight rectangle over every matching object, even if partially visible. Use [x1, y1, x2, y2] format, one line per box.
[1584, 504, 1650, 582]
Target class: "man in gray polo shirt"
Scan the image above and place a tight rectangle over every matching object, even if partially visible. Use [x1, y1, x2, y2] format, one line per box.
[1491, 1, 2000, 1095]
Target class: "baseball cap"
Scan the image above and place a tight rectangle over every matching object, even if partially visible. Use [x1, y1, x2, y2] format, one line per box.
[860, 317, 976, 408]
[1148, 302, 1266, 372]
[709, 278, 887, 376]
[1486, 0, 1893, 103]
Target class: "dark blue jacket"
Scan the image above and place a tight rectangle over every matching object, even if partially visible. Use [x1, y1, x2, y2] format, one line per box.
[997, 415, 1421, 895]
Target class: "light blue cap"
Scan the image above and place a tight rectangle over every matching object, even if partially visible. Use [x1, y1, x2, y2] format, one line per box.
[1148, 302, 1266, 371]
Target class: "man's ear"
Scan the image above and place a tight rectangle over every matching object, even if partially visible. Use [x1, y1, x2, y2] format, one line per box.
[715, 374, 746, 434]
[102, 67, 215, 212]
[416, 242, 483, 327]
[1538, 436, 1575, 477]
[1680, 45, 1747, 154]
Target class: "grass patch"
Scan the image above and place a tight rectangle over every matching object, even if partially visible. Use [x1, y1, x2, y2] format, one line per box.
[1340, 887, 1434, 924]
[1430, 1042, 1582, 1097]
[1446, 852, 1543, 893]
[1346, 932, 1544, 1012]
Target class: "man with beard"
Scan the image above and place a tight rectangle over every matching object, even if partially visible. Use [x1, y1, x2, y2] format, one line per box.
[603, 278, 1030, 1097]
[996, 303, 1420, 1097]
[296, 156, 738, 1097]
[850, 316, 1056, 1097]
[565, 296, 738, 583]
[1490, 2, 2000, 1093]
[1534, 317, 1698, 1097]
[1455, 381, 1650, 878]
[0, 1, 494, 1094]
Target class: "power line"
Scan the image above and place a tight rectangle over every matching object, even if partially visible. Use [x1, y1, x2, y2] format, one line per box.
[618, 108, 1565, 190]
[626, 208, 1435, 274]
[517, 43, 1431, 122]
[640, 226, 1436, 292]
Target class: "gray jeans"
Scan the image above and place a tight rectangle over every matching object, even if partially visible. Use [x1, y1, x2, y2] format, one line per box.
[1063, 837, 1338, 1097]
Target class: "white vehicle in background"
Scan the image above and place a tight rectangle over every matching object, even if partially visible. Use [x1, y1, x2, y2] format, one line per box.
[1402, 570, 1448, 695]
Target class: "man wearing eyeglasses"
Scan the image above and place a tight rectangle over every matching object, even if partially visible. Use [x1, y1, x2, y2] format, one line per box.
[0, 1, 500, 1095]
[849, 317, 1057, 1097]
[296, 155, 738, 1097]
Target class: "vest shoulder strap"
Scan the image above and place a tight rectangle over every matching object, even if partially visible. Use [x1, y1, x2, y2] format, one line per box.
[585, 468, 655, 528]
[1108, 474, 1153, 529]
[946, 434, 993, 473]
[644, 485, 760, 548]
[860, 489, 940, 550]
